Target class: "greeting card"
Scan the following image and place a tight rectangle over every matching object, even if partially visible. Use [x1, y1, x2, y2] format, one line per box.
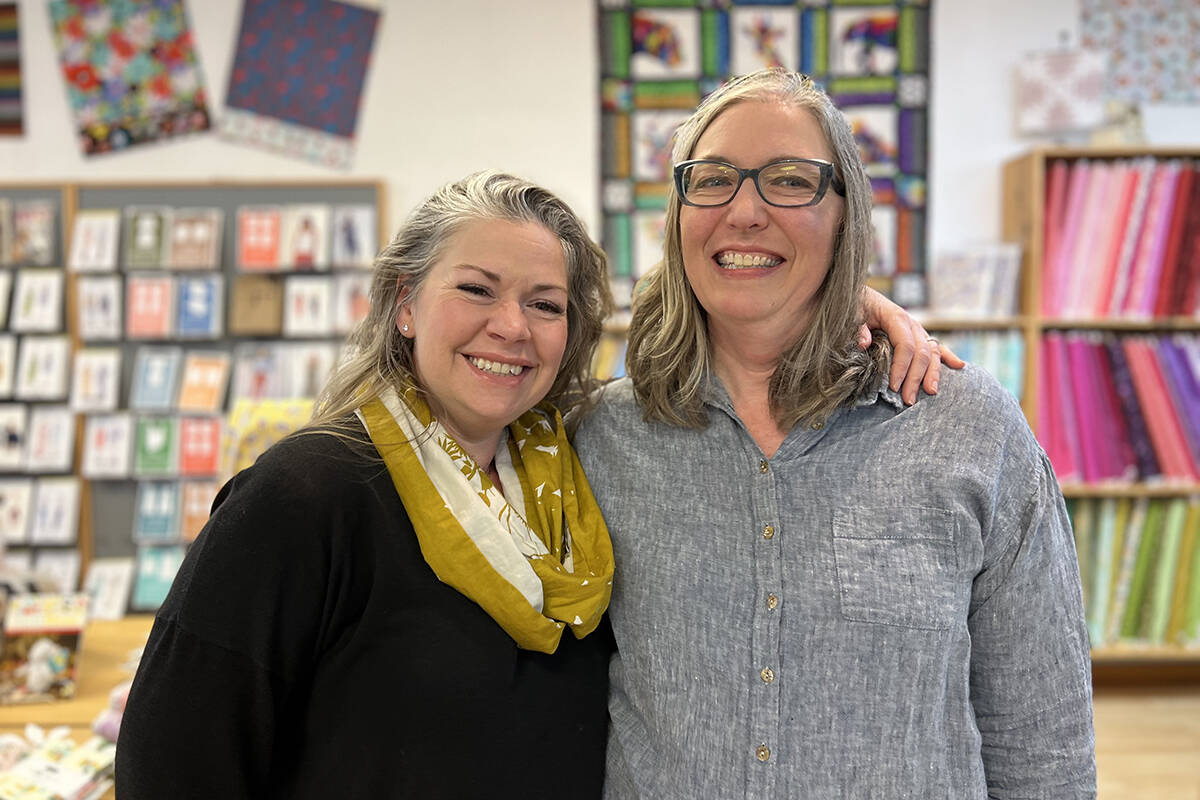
[14, 336, 70, 401]
[333, 273, 371, 335]
[229, 275, 283, 335]
[123, 207, 170, 269]
[82, 557, 135, 621]
[70, 348, 121, 413]
[0, 478, 33, 544]
[176, 351, 231, 413]
[0, 404, 26, 471]
[9, 269, 64, 333]
[175, 274, 223, 338]
[125, 274, 175, 338]
[166, 208, 223, 270]
[11, 200, 55, 266]
[0, 270, 11, 327]
[282, 342, 338, 399]
[0, 335, 15, 398]
[77, 275, 122, 341]
[280, 204, 330, 270]
[31, 549, 82, 593]
[0, 198, 11, 265]
[24, 405, 74, 473]
[178, 416, 221, 476]
[131, 544, 186, 611]
[130, 346, 182, 411]
[180, 480, 219, 542]
[330, 204, 377, 269]
[231, 343, 283, 401]
[29, 476, 79, 545]
[283, 276, 333, 337]
[68, 209, 121, 272]
[133, 416, 178, 476]
[81, 413, 133, 479]
[236, 206, 282, 270]
[132, 481, 180, 542]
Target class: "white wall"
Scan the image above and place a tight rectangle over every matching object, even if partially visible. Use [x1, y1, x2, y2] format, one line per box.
[3, 0, 1199, 258]
[0, 0, 599, 238]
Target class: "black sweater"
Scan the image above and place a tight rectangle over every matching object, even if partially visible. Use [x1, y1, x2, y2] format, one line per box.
[115, 427, 612, 799]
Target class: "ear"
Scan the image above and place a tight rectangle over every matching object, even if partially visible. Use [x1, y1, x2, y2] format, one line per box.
[396, 282, 414, 337]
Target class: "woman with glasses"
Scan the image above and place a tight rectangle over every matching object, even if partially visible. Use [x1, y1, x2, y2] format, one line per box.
[574, 68, 1096, 798]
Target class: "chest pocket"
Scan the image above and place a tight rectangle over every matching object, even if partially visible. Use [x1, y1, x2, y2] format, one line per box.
[832, 506, 961, 631]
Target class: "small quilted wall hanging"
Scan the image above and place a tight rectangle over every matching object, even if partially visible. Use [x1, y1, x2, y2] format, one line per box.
[1014, 49, 1106, 136]
[220, 0, 381, 170]
[0, 2, 20, 136]
[48, 0, 211, 155]
[598, 0, 932, 307]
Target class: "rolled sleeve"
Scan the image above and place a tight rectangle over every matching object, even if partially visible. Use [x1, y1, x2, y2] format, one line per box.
[969, 451, 1097, 799]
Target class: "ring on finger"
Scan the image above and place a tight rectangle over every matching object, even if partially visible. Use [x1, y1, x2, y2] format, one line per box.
[926, 336, 940, 346]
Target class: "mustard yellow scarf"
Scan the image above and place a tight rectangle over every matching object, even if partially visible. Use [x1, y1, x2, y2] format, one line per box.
[359, 387, 614, 654]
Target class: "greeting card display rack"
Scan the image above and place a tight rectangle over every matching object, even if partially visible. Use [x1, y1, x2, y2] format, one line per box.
[0, 179, 385, 616]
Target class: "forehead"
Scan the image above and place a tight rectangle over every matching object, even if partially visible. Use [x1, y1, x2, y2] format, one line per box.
[692, 99, 833, 165]
[435, 217, 567, 285]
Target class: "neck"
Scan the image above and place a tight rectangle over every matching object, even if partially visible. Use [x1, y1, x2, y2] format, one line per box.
[707, 318, 799, 459]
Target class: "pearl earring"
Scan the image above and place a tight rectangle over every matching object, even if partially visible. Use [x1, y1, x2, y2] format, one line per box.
[402, 324, 409, 333]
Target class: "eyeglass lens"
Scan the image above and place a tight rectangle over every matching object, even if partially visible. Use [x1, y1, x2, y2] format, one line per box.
[681, 161, 826, 206]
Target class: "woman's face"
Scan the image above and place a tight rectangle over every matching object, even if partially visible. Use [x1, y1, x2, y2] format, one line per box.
[397, 218, 569, 450]
[679, 99, 844, 340]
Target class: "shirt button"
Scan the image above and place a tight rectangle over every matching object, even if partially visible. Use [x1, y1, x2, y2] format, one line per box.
[758, 459, 769, 474]
[766, 593, 779, 610]
[810, 421, 824, 430]
[760, 667, 775, 684]
[756, 744, 771, 762]
[762, 524, 775, 540]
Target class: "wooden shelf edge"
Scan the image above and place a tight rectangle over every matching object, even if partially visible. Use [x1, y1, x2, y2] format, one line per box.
[1039, 317, 1200, 331]
[1092, 646, 1200, 663]
[1060, 483, 1200, 498]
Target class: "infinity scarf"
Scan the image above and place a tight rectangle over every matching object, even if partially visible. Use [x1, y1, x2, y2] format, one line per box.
[358, 387, 614, 653]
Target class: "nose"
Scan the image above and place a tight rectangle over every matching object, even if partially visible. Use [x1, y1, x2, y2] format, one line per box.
[723, 175, 768, 229]
[487, 299, 530, 341]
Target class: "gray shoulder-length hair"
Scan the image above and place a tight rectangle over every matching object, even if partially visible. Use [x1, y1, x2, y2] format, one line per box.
[310, 170, 613, 431]
[626, 68, 890, 430]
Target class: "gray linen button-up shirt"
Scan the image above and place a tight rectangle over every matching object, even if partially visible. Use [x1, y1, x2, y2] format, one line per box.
[574, 364, 1096, 799]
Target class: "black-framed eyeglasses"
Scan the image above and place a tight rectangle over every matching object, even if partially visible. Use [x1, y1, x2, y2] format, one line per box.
[674, 158, 846, 208]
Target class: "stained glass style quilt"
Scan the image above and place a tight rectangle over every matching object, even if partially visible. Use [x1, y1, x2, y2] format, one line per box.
[48, 0, 210, 155]
[220, 0, 380, 170]
[598, 0, 931, 307]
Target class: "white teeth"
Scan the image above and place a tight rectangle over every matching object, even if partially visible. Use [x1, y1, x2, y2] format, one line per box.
[469, 357, 525, 376]
[716, 251, 782, 268]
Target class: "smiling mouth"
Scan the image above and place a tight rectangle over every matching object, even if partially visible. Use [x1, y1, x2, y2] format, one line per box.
[715, 251, 783, 269]
[467, 356, 527, 376]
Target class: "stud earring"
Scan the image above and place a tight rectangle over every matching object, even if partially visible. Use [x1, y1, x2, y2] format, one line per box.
[401, 324, 409, 333]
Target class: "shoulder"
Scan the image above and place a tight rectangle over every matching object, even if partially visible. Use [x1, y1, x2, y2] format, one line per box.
[912, 362, 1045, 469]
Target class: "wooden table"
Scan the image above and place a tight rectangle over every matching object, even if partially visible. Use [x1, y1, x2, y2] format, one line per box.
[0, 616, 154, 798]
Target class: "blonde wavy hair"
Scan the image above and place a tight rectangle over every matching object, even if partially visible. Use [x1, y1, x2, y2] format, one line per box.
[309, 171, 612, 432]
[627, 69, 890, 430]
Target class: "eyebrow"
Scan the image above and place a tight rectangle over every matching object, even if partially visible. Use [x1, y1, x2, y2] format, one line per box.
[453, 264, 567, 295]
[695, 153, 827, 164]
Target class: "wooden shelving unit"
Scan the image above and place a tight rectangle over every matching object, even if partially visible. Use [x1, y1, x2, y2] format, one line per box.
[1000, 147, 1200, 674]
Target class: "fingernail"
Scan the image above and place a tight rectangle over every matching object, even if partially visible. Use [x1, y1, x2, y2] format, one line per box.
[931, 380, 939, 393]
